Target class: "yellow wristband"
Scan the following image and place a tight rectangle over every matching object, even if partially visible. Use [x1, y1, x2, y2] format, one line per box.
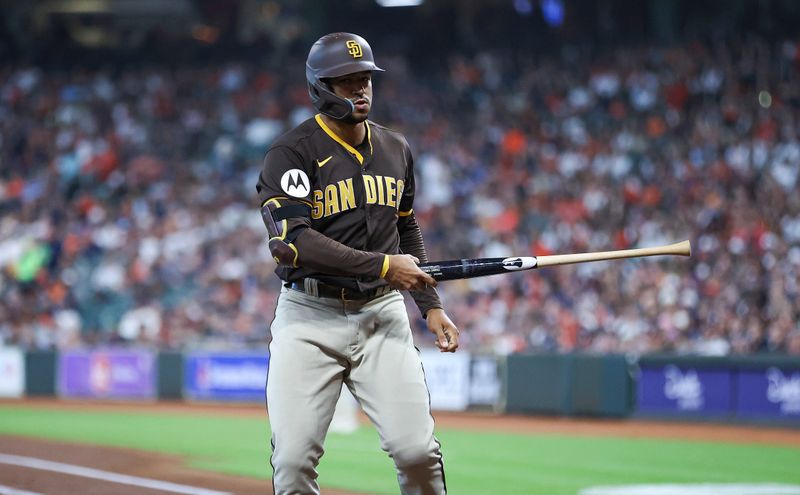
[380, 255, 390, 278]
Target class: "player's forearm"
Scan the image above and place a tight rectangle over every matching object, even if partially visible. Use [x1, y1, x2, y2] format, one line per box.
[294, 229, 387, 278]
[397, 214, 429, 262]
[397, 214, 443, 317]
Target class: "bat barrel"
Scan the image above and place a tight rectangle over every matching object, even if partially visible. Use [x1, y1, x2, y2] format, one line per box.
[535, 240, 691, 268]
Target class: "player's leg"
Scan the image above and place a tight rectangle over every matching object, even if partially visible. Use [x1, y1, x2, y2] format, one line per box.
[330, 385, 360, 434]
[346, 292, 446, 495]
[267, 288, 352, 494]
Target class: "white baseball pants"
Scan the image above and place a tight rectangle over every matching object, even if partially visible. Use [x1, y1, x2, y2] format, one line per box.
[267, 287, 446, 494]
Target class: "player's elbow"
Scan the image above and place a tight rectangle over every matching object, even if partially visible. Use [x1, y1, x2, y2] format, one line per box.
[268, 238, 299, 267]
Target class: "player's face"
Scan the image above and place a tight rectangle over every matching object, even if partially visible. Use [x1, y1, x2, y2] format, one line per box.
[327, 71, 373, 123]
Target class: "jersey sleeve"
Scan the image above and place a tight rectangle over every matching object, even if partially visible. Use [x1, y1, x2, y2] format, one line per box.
[294, 229, 385, 277]
[398, 213, 443, 317]
[256, 146, 314, 206]
[256, 145, 385, 278]
[397, 139, 415, 218]
[396, 139, 443, 317]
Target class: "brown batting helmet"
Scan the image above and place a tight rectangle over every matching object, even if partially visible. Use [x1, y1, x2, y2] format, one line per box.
[305, 33, 384, 120]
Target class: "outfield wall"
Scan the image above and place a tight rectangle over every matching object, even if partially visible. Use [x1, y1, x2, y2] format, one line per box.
[12, 347, 800, 424]
[635, 354, 800, 423]
[0, 347, 25, 398]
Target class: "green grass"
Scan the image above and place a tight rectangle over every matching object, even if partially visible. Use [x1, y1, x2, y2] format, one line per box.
[1, 406, 799, 494]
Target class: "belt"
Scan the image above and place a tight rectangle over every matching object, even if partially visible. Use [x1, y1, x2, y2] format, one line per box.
[287, 279, 394, 302]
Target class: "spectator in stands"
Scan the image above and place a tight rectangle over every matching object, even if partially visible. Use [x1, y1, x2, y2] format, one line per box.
[1, 34, 798, 356]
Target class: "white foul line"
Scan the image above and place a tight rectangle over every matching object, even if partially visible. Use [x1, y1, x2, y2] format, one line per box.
[0, 484, 44, 495]
[0, 454, 232, 495]
[580, 484, 800, 495]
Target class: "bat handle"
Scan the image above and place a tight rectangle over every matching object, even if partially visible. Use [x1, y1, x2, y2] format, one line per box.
[419, 258, 523, 281]
[419, 263, 450, 281]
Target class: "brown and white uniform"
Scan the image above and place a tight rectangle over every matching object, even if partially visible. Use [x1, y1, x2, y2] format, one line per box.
[256, 114, 447, 494]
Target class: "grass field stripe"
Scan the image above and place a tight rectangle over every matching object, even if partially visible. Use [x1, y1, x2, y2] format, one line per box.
[0, 454, 231, 495]
[580, 484, 800, 495]
[0, 484, 43, 495]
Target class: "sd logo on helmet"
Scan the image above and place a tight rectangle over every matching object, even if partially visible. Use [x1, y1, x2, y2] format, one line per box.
[305, 33, 384, 121]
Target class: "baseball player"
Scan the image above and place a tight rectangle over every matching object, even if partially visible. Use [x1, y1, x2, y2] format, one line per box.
[256, 32, 459, 494]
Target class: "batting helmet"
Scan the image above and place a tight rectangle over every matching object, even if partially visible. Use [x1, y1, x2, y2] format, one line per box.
[306, 32, 384, 120]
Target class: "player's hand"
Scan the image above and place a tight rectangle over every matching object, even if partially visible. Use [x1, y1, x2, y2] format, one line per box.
[426, 308, 459, 353]
[384, 254, 437, 291]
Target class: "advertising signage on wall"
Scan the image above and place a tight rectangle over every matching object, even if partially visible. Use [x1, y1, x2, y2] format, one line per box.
[637, 365, 733, 417]
[184, 353, 269, 402]
[420, 350, 471, 411]
[637, 360, 800, 422]
[58, 349, 156, 399]
[469, 356, 501, 407]
[0, 347, 24, 398]
[736, 367, 800, 419]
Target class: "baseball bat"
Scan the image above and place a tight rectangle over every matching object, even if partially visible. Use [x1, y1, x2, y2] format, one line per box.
[418, 240, 691, 281]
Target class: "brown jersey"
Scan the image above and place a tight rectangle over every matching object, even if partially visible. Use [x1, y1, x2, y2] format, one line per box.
[256, 114, 442, 316]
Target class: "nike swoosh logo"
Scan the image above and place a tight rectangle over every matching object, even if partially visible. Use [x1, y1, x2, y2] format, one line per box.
[316, 156, 333, 167]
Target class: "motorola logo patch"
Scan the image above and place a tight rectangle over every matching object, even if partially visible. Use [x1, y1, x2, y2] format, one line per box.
[280, 169, 311, 198]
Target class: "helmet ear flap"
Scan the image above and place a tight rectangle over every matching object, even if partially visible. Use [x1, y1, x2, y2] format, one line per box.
[308, 81, 320, 100]
[305, 32, 382, 121]
[308, 77, 354, 120]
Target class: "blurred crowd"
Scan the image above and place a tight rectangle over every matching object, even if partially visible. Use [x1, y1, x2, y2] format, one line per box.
[1, 34, 799, 355]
